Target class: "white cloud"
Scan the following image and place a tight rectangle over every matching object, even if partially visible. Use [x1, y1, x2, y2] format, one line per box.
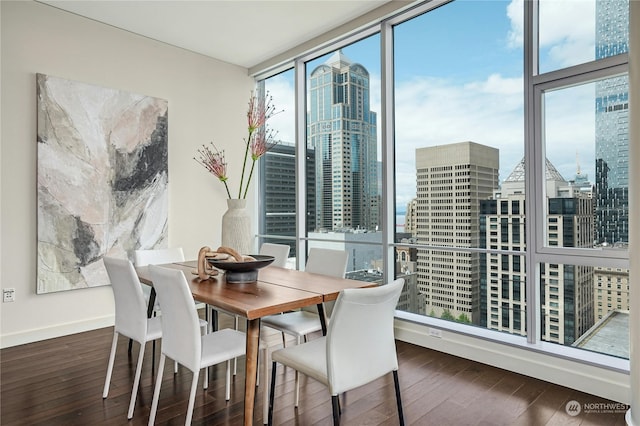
[506, 0, 524, 48]
[393, 73, 525, 207]
[265, 72, 296, 143]
[543, 83, 596, 180]
[507, 0, 595, 69]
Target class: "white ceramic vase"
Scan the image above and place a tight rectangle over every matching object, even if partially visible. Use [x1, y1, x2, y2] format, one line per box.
[221, 198, 252, 255]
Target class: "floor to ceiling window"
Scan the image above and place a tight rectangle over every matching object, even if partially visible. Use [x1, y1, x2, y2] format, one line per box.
[257, 69, 296, 263]
[534, 0, 629, 358]
[302, 34, 383, 276]
[392, 1, 526, 337]
[256, 0, 630, 363]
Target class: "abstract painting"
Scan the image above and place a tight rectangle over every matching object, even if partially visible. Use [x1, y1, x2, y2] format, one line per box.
[36, 74, 168, 293]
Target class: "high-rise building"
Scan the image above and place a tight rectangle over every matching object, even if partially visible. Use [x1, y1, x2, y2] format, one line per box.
[307, 50, 379, 232]
[404, 198, 418, 237]
[480, 159, 595, 345]
[594, 266, 630, 321]
[415, 141, 499, 323]
[594, 0, 629, 244]
[260, 141, 315, 250]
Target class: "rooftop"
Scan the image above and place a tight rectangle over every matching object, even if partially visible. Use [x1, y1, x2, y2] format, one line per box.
[573, 310, 629, 359]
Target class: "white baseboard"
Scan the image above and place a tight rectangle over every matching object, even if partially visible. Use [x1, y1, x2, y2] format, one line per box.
[394, 318, 630, 405]
[0, 315, 114, 349]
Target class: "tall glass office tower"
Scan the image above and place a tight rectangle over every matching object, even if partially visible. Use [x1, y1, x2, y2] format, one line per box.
[594, 0, 629, 245]
[307, 50, 379, 232]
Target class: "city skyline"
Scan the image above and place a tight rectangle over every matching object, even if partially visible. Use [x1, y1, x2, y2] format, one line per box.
[266, 0, 605, 212]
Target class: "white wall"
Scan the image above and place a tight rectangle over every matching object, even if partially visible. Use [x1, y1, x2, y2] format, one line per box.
[0, 1, 254, 348]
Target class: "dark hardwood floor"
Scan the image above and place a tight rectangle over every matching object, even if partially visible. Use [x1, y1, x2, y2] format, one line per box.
[1, 316, 628, 425]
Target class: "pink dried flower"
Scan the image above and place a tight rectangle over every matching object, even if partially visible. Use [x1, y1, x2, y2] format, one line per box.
[247, 92, 279, 133]
[194, 143, 231, 198]
[196, 90, 283, 199]
[250, 128, 278, 161]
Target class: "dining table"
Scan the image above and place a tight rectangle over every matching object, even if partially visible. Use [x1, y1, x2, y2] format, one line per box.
[136, 260, 372, 426]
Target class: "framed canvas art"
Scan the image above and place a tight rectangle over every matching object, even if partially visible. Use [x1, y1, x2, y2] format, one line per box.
[36, 74, 169, 293]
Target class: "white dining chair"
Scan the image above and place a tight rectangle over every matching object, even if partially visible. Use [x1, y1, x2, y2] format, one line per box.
[260, 247, 348, 407]
[259, 242, 291, 268]
[261, 248, 348, 340]
[134, 247, 209, 312]
[134, 247, 200, 313]
[134, 247, 207, 373]
[147, 265, 246, 426]
[102, 257, 163, 420]
[268, 278, 406, 426]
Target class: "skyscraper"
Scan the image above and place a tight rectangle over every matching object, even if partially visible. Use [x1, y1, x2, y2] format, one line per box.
[415, 141, 499, 323]
[260, 141, 316, 250]
[307, 50, 379, 232]
[594, 0, 629, 244]
[480, 159, 595, 344]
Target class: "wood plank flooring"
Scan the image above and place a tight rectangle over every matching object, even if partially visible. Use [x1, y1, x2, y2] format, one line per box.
[1, 318, 628, 425]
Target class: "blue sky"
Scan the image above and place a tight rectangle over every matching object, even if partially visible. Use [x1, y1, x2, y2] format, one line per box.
[266, 0, 604, 210]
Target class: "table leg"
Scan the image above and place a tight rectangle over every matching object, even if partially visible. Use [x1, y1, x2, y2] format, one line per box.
[147, 288, 157, 318]
[317, 303, 327, 335]
[244, 318, 261, 426]
[147, 288, 158, 366]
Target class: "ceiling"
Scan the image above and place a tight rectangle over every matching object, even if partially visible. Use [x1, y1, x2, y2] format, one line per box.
[38, 0, 393, 69]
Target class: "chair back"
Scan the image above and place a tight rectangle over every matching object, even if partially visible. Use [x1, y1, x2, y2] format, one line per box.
[305, 248, 348, 277]
[303, 248, 348, 315]
[103, 257, 149, 343]
[133, 247, 185, 266]
[149, 265, 202, 372]
[325, 278, 404, 395]
[259, 243, 290, 268]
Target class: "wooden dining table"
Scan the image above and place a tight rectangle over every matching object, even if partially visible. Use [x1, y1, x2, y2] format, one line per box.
[136, 260, 371, 426]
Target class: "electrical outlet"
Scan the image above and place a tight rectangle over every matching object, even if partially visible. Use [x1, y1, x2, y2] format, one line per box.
[3, 288, 15, 303]
[428, 327, 442, 338]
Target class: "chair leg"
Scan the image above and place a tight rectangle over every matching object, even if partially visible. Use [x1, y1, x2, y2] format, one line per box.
[148, 354, 166, 426]
[225, 360, 231, 400]
[294, 335, 301, 407]
[331, 395, 340, 426]
[204, 364, 209, 390]
[262, 346, 270, 424]
[127, 340, 146, 419]
[185, 370, 200, 426]
[393, 370, 405, 426]
[102, 331, 119, 398]
[294, 371, 301, 407]
[233, 315, 239, 375]
[256, 351, 261, 387]
[268, 361, 277, 426]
